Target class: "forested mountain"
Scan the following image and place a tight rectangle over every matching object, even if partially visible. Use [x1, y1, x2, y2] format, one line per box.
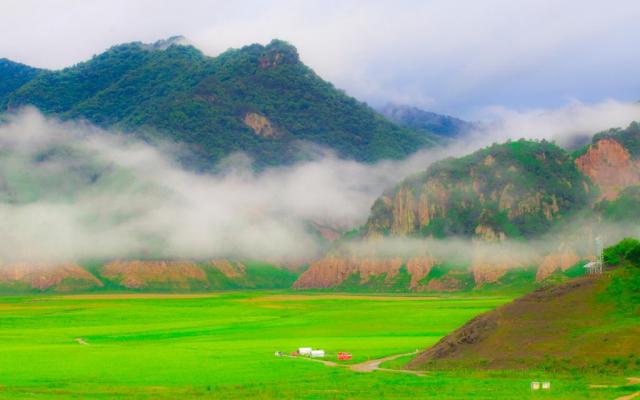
[0, 37, 434, 169]
[379, 104, 474, 138]
[295, 124, 640, 291]
[0, 59, 41, 98]
[365, 139, 592, 239]
[575, 121, 640, 199]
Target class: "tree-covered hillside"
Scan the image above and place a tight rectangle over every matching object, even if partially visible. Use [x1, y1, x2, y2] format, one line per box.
[366, 139, 593, 239]
[0, 59, 41, 98]
[0, 38, 433, 169]
[590, 121, 640, 158]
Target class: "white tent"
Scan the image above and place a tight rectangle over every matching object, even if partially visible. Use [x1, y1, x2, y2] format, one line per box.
[311, 350, 325, 358]
[298, 347, 312, 355]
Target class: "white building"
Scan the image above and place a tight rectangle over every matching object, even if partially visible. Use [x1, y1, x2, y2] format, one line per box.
[298, 347, 312, 356]
[310, 350, 325, 358]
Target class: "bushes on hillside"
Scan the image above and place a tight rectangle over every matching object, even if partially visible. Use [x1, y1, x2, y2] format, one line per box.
[603, 238, 640, 266]
[626, 243, 640, 266]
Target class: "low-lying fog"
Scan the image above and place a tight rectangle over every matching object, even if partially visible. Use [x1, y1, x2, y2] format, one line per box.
[0, 101, 639, 264]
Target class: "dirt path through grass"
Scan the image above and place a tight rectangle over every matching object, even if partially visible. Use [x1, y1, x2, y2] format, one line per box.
[289, 350, 424, 376]
[616, 377, 640, 400]
[350, 351, 420, 373]
[616, 392, 640, 400]
[592, 377, 640, 400]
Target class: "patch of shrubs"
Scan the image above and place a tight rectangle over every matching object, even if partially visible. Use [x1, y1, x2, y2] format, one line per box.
[603, 238, 640, 266]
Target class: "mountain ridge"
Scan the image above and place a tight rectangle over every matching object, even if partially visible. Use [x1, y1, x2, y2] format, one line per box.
[293, 124, 640, 291]
[0, 38, 435, 169]
[378, 103, 474, 138]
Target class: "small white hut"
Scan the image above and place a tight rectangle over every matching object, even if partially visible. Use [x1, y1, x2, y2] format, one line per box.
[298, 347, 312, 356]
[310, 350, 325, 358]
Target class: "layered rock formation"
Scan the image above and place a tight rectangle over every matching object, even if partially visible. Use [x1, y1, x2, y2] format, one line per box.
[293, 243, 589, 291]
[0, 259, 297, 292]
[102, 260, 209, 289]
[576, 132, 640, 200]
[0, 263, 103, 291]
[293, 256, 436, 290]
[366, 140, 590, 239]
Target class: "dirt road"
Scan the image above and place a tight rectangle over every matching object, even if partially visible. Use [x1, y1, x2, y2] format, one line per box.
[286, 350, 424, 376]
[350, 351, 422, 374]
[615, 377, 640, 400]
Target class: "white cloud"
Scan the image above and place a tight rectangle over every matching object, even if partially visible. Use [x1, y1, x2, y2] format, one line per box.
[1, 0, 639, 115]
[0, 108, 445, 262]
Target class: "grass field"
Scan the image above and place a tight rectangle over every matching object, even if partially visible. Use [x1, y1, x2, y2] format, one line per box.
[0, 291, 631, 399]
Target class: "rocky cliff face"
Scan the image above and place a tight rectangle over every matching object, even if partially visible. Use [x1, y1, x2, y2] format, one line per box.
[0, 259, 297, 292]
[293, 140, 603, 292]
[293, 256, 435, 290]
[102, 260, 209, 290]
[0, 263, 103, 291]
[366, 140, 590, 239]
[293, 241, 591, 291]
[575, 135, 640, 200]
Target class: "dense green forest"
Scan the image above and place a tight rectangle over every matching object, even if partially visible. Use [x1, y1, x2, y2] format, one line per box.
[0, 38, 435, 170]
[0, 58, 42, 98]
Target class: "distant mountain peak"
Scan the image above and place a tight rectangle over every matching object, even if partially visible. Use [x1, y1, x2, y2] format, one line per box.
[378, 103, 474, 137]
[0, 37, 430, 169]
[234, 39, 300, 68]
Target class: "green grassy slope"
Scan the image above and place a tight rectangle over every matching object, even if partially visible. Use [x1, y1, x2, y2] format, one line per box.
[1, 38, 432, 169]
[408, 238, 640, 373]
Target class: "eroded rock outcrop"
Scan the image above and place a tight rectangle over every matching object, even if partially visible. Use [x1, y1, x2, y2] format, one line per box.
[366, 140, 589, 240]
[0, 263, 102, 291]
[293, 255, 436, 289]
[471, 252, 531, 286]
[535, 249, 582, 281]
[102, 260, 209, 289]
[575, 138, 640, 200]
[211, 260, 246, 278]
[243, 112, 281, 138]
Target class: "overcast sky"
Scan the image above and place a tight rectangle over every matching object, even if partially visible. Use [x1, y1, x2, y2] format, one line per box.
[2, 0, 639, 118]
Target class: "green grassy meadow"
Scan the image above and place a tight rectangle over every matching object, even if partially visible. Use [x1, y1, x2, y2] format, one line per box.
[0, 291, 629, 399]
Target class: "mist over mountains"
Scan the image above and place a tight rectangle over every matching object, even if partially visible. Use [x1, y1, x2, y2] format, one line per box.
[0, 38, 439, 170]
[1, 37, 640, 292]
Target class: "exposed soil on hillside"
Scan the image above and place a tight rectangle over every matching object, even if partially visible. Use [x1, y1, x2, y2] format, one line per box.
[0, 263, 103, 291]
[576, 138, 640, 200]
[408, 274, 640, 370]
[102, 261, 208, 289]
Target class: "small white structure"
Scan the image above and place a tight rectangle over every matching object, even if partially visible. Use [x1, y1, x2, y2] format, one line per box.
[585, 236, 604, 275]
[531, 382, 541, 390]
[310, 350, 325, 358]
[298, 347, 312, 356]
[542, 381, 551, 390]
[584, 261, 602, 275]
